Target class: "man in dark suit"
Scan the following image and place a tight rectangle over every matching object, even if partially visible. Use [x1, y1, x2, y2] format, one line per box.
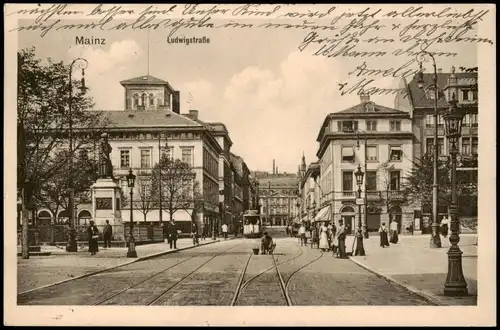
[168, 220, 178, 249]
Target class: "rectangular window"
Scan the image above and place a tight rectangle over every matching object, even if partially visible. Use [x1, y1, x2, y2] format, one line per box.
[426, 138, 434, 155]
[140, 149, 151, 168]
[437, 138, 445, 156]
[472, 90, 478, 101]
[389, 146, 403, 161]
[366, 120, 377, 132]
[470, 114, 478, 127]
[426, 89, 436, 99]
[425, 114, 435, 128]
[463, 114, 470, 127]
[472, 137, 478, 154]
[342, 171, 353, 191]
[437, 115, 444, 128]
[341, 146, 355, 162]
[120, 150, 130, 168]
[340, 121, 358, 133]
[461, 138, 471, 155]
[366, 171, 377, 191]
[462, 89, 470, 101]
[390, 120, 401, 131]
[390, 171, 400, 191]
[181, 147, 193, 166]
[366, 146, 378, 161]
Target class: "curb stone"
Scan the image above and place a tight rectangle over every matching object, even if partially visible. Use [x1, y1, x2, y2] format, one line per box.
[349, 257, 447, 306]
[18, 239, 222, 296]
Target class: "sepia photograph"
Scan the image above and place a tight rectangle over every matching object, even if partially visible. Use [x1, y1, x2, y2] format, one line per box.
[4, 3, 496, 326]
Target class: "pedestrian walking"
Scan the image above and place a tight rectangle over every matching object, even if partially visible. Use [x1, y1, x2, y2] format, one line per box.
[168, 220, 178, 249]
[327, 222, 333, 250]
[335, 219, 347, 258]
[379, 222, 390, 248]
[191, 222, 199, 246]
[103, 219, 112, 248]
[221, 223, 228, 239]
[389, 220, 399, 244]
[298, 224, 306, 246]
[288, 224, 293, 237]
[319, 222, 329, 251]
[87, 221, 99, 256]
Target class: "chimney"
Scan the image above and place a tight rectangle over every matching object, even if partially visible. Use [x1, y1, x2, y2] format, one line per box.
[438, 68, 443, 73]
[189, 110, 199, 120]
[172, 91, 180, 114]
[273, 159, 275, 174]
[360, 92, 370, 103]
[276, 166, 279, 174]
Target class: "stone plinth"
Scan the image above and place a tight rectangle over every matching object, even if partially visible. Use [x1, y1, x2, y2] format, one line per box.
[91, 178, 124, 241]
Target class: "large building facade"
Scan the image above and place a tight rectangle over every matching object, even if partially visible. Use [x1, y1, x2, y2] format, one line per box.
[315, 94, 415, 234]
[35, 74, 253, 236]
[395, 67, 478, 225]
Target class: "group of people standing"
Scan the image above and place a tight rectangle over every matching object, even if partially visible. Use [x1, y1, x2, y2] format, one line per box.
[378, 220, 399, 248]
[296, 219, 348, 259]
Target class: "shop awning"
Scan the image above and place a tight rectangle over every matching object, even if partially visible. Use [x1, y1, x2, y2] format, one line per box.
[313, 206, 331, 223]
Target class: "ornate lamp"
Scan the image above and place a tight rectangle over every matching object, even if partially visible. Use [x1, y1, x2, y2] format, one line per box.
[126, 169, 137, 258]
[354, 164, 366, 256]
[355, 164, 364, 186]
[442, 93, 468, 296]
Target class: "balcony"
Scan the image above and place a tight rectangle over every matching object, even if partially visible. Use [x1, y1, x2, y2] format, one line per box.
[366, 191, 381, 201]
[341, 191, 356, 198]
[388, 190, 405, 202]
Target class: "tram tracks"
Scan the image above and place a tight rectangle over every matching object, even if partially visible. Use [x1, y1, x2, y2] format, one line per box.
[93, 243, 243, 306]
[231, 241, 324, 306]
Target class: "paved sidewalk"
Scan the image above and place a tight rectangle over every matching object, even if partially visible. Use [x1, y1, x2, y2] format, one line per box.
[349, 234, 478, 306]
[17, 238, 219, 293]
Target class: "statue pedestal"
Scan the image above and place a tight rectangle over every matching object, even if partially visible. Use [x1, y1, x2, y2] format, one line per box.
[92, 178, 124, 241]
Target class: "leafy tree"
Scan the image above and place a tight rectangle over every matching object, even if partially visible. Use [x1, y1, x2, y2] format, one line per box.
[401, 156, 451, 212]
[17, 47, 108, 258]
[150, 153, 201, 224]
[377, 161, 398, 215]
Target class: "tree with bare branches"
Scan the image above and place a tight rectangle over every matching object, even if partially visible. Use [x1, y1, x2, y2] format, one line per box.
[136, 171, 155, 222]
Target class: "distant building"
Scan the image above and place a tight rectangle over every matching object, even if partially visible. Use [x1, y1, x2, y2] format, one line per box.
[256, 163, 299, 227]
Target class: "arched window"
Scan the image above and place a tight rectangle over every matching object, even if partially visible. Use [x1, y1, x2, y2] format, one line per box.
[133, 93, 139, 107]
[141, 93, 147, 106]
[149, 93, 154, 106]
[341, 205, 355, 213]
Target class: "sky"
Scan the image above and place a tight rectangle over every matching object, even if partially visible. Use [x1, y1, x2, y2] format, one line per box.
[16, 5, 482, 174]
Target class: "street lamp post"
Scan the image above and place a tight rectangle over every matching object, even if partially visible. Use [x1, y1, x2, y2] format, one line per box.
[66, 58, 88, 253]
[417, 51, 442, 248]
[126, 169, 137, 258]
[354, 164, 366, 256]
[442, 94, 468, 296]
[356, 130, 369, 239]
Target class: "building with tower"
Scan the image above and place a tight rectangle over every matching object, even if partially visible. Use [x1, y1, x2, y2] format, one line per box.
[35, 74, 253, 238]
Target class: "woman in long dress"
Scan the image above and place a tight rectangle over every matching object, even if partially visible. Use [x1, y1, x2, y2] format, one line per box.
[389, 220, 399, 244]
[88, 222, 100, 255]
[319, 223, 329, 251]
[379, 222, 390, 248]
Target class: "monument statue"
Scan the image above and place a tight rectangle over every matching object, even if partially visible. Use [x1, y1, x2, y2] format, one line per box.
[98, 133, 114, 179]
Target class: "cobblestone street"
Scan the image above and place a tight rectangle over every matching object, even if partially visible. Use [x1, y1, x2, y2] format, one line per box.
[18, 238, 434, 306]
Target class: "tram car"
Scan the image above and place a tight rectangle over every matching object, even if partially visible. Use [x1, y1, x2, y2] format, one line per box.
[242, 210, 263, 238]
